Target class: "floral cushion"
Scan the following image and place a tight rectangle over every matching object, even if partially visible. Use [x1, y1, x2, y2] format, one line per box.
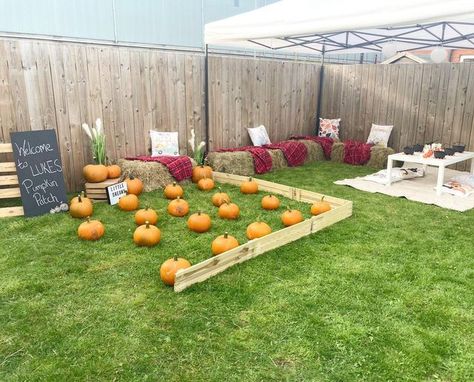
[150, 130, 179, 156]
[367, 124, 393, 147]
[248, 125, 271, 146]
[318, 118, 340, 139]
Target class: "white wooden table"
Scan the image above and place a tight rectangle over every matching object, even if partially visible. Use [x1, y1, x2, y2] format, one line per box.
[386, 151, 474, 196]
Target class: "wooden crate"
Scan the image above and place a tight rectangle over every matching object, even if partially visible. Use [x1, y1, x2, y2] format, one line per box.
[174, 172, 353, 292]
[0, 143, 24, 218]
[85, 178, 120, 202]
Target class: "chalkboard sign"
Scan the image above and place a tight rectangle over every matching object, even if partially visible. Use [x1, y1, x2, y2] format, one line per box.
[11, 130, 68, 217]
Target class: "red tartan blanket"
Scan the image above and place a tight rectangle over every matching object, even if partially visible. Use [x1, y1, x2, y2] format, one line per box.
[343, 140, 372, 165]
[290, 135, 334, 159]
[217, 146, 272, 174]
[124, 155, 193, 181]
[263, 140, 307, 167]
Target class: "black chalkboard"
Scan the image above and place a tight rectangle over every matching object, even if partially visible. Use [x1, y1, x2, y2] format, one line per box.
[11, 130, 68, 217]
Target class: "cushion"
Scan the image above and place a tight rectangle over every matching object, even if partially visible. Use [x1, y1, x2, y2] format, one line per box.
[150, 130, 179, 156]
[247, 125, 271, 146]
[318, 118, 340, 139]
[367, 124, 393, 147]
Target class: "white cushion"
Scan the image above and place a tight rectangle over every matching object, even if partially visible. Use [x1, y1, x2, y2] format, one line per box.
[367, 124, 393, 147]
[247, 125, 271, 146]
[150, 130, 179, 156]
[318, 118, 341, 139]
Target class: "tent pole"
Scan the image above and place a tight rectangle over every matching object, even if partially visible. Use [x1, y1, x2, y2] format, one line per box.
[315, 45, 325, 134]
[204, 44, 210, 153]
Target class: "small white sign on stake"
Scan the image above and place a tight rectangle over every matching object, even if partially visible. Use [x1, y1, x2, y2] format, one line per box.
[106, 181, 128, 205]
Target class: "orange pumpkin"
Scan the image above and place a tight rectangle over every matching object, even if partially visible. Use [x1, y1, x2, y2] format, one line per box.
[240, 177, 259, 194]
[192, 165, 213, 183]
[77, 217, 105, 241]
[135, 207, 158, 226]
[218, 202, 240, 220]
[107, 164, 121, 179]
[125, 175, 144, 196]
[246, 221, 272, 240]
[211, 232, 239, 255]
[187, 211, 212, 233]
[261, 194, 280, 210]
[118, 194, 139, 211]
[70, 191, 91, 206]
[211, 187, 231, 207]
[197, 177, 215, 191]
[167, 196, 189, 217]
[311, 196, 331, 216]
[164, 182, 184, 200]
[83, 164, 108, 183]
[281, 207, 304, 227]
[133, 221, 161, 247]
[160, 256, 192, 286]
[70, 195, 93, 218]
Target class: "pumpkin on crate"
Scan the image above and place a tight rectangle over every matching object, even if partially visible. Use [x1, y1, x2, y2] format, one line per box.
[218, 202, 240, 220]
[311, 196, 331, 216]
[192, 165, 213, 183]
[240, 177, 259, 194]
[211, 188, 231, 207]
[167, 196, 189, 217]
[197, 177, 215, 191]
[125, 175, 144, 196]
[164, 182, 184, 200]
[118, 194, 139, 211]
[261, 195, 280, 210]
[83, 164, 108, 183]
[281, 207, 304, 227]
[107, 164, 121, 179]
[246, 221, 272, 240]
[211, 232, 239, 255]
[135, 207, 158, 226]
[77, 217, 105, 241]
[133, 221, 161, 247]
[160, 256, 192, 286]
[187, 211, 212, 233]
[70, 195, 93, 218]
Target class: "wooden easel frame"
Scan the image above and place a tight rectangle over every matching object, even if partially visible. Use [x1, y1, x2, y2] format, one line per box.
[0, 143, 24, 217]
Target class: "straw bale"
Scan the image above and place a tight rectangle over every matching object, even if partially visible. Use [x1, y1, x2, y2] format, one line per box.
[367, 146, 395, 169]
[206, 151, 255, 176]
[330, 142, 345, 163]
[268, 149, 288, 170]
[299, 140, 325, 163]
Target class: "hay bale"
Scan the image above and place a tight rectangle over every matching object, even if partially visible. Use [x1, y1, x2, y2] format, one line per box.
[330, 142, 345, 163]
[299, 140, 325, 163]
[367, 146, 395, 169]
[206, 151, 255, 176]
[268, 149, 288, 170]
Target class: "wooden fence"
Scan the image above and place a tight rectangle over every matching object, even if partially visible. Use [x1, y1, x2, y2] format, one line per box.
[321, 63, 474, 159]
[0, 37, 320, 191]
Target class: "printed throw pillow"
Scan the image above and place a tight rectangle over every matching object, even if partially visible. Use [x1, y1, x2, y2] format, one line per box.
[367, 124, 393, 147]
[248, 125, 271, 146]
[150, 130, 179, 156]
[318, 118, 340, 139]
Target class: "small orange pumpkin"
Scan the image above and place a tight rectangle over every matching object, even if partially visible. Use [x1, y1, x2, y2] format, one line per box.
[118, 194, 139, 211]
[135, 207, 158, 226]
[197, 177, 215, 191]
[160, 256, 192, 286]
[246, 221, 272, 240]
[125, 175, 144, 196]
[133, 221, 161, 247]
[70, 191, 92, 206]
[218, 202, 240, 220]
[167, 196, 189, 217]
[107, 164, 121, 179]
[261, 194, 280, 210]
[164, 182, 184, 200]
[281, 207, 304, 227]
[192, 165, 213, 183]
[77, 217, 105, 241]
[211, 232, 239, 255]
[240, 177, 259, 194]
[211, 187, 230, 207]
[187, 211, 212, 233]
[311, 196, 331, 216]
[70, 195, 93, 218]
[83, 164, 108, 183]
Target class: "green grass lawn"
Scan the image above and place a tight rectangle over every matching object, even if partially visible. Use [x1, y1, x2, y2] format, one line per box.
[1, 161, 473, 381]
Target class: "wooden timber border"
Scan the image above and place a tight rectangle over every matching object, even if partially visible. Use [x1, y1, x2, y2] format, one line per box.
[174, 172, 352, 292]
